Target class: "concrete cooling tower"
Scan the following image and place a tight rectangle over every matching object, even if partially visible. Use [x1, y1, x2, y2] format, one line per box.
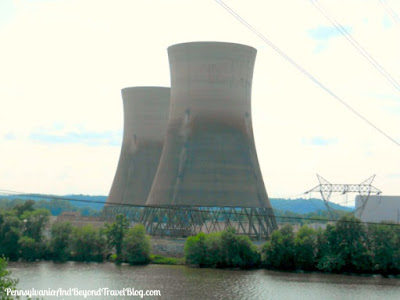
[105, 87, 170, 210]
[146, 42, 275, 213]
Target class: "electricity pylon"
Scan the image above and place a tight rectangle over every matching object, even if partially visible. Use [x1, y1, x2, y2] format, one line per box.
[305, 174, 382, 220]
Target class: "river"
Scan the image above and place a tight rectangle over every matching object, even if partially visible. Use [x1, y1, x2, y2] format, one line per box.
[7, 262, 400, 299]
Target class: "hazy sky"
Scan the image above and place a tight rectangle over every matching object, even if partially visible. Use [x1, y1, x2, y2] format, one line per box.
[1, 0, 399, 206]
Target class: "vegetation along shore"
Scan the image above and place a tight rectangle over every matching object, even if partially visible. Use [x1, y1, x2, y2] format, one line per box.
[1, 199, 399, 298]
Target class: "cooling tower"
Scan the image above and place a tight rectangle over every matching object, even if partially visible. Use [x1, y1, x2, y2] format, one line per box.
[146, 42, 273, 210]
[106, 87, 170, 207]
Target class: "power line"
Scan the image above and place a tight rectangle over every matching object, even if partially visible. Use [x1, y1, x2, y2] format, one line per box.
[380, 0, 400, 24]
[311, 0, 400, 93]
[214, 0, 400, 147]
[1, 188, 400, 227]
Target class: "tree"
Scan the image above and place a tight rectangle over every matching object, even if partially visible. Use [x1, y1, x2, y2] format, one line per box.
[294, 225, 317, 270]
[262, 224, 295, 270]
[184, 232, 208, 266]
[18, 236, 41, 261]
[49, 222, 73, 261]
[70, 225, 105, 262]
[0, 257, 18, 300]
[104, 214, 129, 263]
[317, 215, 372, 273]
[184, 228, 260, 269]
[368, 223, 400, 273]
[220, 227, 243, 267]
[219, 227, 260, 268]
[203, 232, 222, 267]
[20, 209, 50, 242]
[122, 224, 151, 265]
[14, 200, 35, 218]
[236, 235, 261, 268]
[0, 213, 22, 260]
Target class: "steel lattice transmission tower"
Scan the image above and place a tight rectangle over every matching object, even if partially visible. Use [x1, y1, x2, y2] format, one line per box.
[305, 174, 382, 220]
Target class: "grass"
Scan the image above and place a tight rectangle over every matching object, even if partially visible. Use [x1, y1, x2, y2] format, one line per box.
[150, 255, 184, 265]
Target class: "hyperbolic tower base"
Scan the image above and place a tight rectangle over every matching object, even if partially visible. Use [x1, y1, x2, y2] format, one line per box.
[139, 206, 277, 240]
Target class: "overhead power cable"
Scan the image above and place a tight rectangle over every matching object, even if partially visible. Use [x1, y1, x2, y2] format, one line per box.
[1, 188, 400, 227]
[380, 0, 400, 24]
[214, 0, 400, 147]
[311, 0, 400, 93]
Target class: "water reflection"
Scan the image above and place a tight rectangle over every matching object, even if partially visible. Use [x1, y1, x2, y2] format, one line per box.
[8, 262, 400, 300]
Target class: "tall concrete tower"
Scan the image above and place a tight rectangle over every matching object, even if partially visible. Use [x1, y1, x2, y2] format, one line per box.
[105, 87, 170, 217]
[144, 42, 276, 236]
[147, 42, 272, 208]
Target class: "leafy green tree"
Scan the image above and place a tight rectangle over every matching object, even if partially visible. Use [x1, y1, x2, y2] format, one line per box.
[220, 227, 242, 267]
[236, 235, 261, 268]
[203, 232, 222, 267]
[368, 223, 400, 273]
[184, 232, 208, 266]
[184, 229, 260, 269]
[49, 222, 73, 261]
[104, 214, 129, 262]
[0, 257, 18, 300]
[20, 209, 50, 242]
[0, 214, 22, 260]
[14, 200, 35, 218]
[219, 227, 260, 268]
[122, 224, 151, 265]
[71, 225, 105, 262]
[18, 236, 42, 261]
[294, 225, 317, 270]
[317, 215, 372, 273]
[262, 224, 295, 270]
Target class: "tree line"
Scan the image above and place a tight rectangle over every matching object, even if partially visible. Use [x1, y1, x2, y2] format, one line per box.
[1, 200, 399, 275]
[185, 215, 400, 274]
[0, 200, 150, 264]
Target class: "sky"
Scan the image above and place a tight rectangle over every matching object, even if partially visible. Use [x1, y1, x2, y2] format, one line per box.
[0, 0, 399, 206]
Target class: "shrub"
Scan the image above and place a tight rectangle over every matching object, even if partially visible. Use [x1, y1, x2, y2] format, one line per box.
[184, 232, 207, 266]
[294, 225, 317, 271]
[0, 257, 18, 300]
[262, 224, 295, 270]
[122, 224, 151, 265]
[184, 228, 261, 269]
[49, 222, 73, 261]
[70, 225, 105, 262]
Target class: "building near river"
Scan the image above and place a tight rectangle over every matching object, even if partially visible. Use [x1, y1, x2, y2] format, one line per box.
[356, 195, 400, 223]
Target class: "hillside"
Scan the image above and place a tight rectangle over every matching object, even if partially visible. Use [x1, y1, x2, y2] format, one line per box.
[270, 198, 353, 214]
[0, 194, 353, 215]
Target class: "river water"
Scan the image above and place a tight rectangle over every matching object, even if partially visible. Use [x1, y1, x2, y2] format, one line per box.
[8, 262, 400, 300]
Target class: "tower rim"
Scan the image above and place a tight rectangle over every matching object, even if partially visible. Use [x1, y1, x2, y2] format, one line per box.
[168, 41, 257, 53]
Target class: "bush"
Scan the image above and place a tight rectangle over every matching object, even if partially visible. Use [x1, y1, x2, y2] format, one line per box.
[122, 224, 151, 265]
[18, 236, 44, 261]
[317, 215, 372, 273]
[184, 228, 261, 269]
[49, 222, 73, 261]
[220, 228, 260, 268]
[70, 225, 105, 262]
[0, 214, 22, 260]
[0, 257, 18, 300]
[294, 225, 317, 271]
[184, 232, 208, 266]
[262, 224, 295, 270]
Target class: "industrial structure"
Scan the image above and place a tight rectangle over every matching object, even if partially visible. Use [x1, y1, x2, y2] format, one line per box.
[142, 42, 277, 238]
[305, 174, 381, 220]
[356, 195, 400, 223]
[104, 87, 170, 220]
